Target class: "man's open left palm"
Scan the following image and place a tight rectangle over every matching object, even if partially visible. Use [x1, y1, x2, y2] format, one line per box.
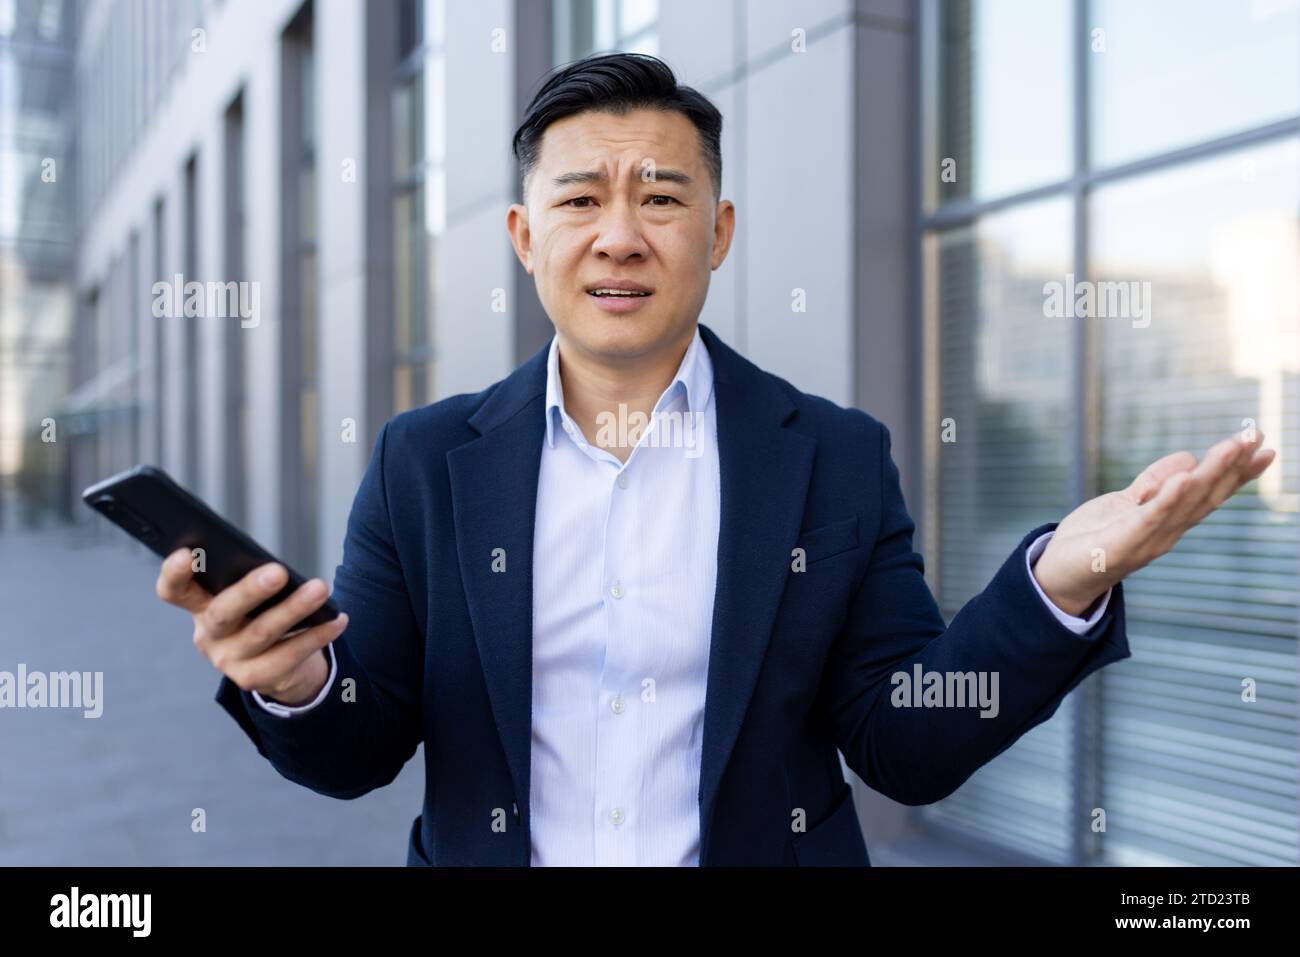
[1033, 430, 1278, 617]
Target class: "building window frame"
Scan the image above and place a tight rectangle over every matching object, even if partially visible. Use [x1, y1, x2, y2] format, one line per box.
[553, 0, 659, 62]
[917, 0, 1300, 866]
[390, 0, 444, 412]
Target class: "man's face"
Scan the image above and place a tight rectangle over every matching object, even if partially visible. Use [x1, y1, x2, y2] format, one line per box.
[507, 108, 735, 364]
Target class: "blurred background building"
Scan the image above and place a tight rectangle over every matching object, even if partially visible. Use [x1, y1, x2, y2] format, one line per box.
[0, 0, 1296, 866]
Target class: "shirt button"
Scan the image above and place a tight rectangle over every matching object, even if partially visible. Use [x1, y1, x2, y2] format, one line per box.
[611, 696, 625, 714]
[616, 473, 629, 489]
[609, 808, 625, 826]
[610, 580, 623, 600]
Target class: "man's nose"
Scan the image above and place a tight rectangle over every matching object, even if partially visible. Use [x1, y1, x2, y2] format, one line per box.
[591, 205, 650, 262]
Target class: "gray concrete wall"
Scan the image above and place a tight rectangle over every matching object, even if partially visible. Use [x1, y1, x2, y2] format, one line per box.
[657, 0, 858, 406]
[437, 0, 516, 401]
[315, 0, 375, 578]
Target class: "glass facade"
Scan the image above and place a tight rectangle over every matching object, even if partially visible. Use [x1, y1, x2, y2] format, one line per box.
[223, 91, 248, 526]
[922, 199, 1077, 858]
[922, 0, 1300, 865]
[11, 0, 210, 534]
[556, 0, 659, 61]
[928, 0, 1072, 208]
[391, 0, 444, 413]
[182, 152, 199, 488]
[1091, 139, 1300, 866]
[0, 0, 75, 529]
[282, 4, 319, 573]
[151, 196, 165, 470]
[1089, 0, 1300, 168]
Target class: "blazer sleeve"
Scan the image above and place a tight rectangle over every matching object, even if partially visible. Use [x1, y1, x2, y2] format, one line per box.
[815, 422, 1132, 806]
[214, 420, 424, 799]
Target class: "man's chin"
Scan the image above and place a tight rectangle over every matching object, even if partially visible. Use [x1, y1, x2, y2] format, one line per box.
[570, 311, 670, 359]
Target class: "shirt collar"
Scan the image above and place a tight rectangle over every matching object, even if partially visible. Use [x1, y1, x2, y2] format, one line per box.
[544, 325, 714, 449]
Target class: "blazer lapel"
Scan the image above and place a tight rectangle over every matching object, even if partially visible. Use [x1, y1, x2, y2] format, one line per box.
[445, 342, 550, 837]
[695, 325, 817, 861]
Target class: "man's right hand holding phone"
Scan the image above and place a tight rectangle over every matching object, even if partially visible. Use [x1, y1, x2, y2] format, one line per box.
[155, 548, 349, 707]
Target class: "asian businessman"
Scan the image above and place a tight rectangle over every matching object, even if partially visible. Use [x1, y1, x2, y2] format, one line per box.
[155, 53, 1276, 866]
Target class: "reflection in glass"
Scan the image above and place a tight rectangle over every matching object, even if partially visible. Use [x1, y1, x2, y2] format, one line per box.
[923, 199, 1076, 860]
[392, 75, 417, 178]
[1089, 0, 1300, 168]
[1092, 138, 1300, 866]
[285, 10, 318, 574]
[560, 0, 658, 60]
[928, 0, 1072, 208]
[0, 42, 74, 522]
[391, 0, 444, 411]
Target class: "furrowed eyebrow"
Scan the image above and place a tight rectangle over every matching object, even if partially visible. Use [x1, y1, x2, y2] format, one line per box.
[642, 168, 692, 186]
[551, 168, 694, 189]
[552, 170, 607, 188]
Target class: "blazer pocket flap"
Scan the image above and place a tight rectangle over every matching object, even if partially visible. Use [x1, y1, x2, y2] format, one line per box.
[794, 515, 859, 565]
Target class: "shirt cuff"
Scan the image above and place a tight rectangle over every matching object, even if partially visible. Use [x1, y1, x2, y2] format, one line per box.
[251, 642, 338, 717]
[1025, 531, 1111, 635]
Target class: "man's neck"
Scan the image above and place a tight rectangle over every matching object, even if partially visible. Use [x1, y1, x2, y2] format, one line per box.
[557, 328, 695, 463]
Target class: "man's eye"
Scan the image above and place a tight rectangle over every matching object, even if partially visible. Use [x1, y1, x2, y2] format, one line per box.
[564, 196, 595, 208]
[647, 195, 678, 206]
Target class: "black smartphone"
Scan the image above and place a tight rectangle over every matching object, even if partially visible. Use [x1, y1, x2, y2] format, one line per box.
[82, 464, 339, 632]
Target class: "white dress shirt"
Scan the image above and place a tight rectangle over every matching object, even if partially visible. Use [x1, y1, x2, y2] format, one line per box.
[253, 326, 1112, 865]
[525, 326, 720, 866]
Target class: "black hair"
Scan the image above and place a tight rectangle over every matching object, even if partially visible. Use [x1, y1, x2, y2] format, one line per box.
[512, 52, 723, 199]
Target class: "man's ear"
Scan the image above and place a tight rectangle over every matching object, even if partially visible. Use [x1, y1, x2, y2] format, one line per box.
[710, 199, 736, 271]
[507, 203, 534, 274]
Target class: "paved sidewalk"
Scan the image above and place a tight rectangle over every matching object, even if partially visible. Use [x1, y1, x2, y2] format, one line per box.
[0, 527, 422, 865]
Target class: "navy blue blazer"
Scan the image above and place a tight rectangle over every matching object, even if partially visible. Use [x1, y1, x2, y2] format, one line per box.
[216, 323, 1131, 866]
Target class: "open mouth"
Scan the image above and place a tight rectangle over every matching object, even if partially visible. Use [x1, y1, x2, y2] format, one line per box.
[584, 280, 653, 310]
[587, 288, 651, 298]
